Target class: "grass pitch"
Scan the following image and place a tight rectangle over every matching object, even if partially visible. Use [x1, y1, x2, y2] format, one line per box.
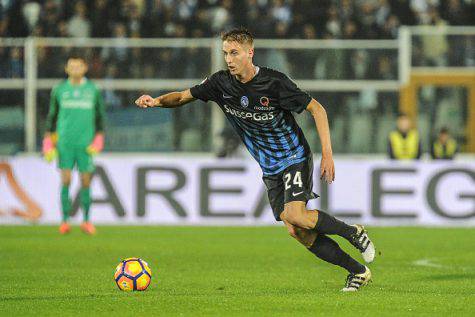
[1, 226, 474, 316]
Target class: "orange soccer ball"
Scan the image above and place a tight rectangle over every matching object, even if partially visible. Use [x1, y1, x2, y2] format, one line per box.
[114, 258, 152, 291]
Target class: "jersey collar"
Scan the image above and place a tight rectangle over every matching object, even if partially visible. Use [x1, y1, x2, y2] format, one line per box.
[68, 77, 87, 86]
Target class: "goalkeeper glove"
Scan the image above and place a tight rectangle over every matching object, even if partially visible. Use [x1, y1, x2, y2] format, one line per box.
[87, 133, 104, 155]
[42, 135, 57, 162]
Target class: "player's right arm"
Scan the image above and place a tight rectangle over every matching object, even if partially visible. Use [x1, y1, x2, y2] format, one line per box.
[44, 86, 59, 136]
[136, 73, 220, 108]
[135, 89, 195, 108]
[43, 87, 59, 161]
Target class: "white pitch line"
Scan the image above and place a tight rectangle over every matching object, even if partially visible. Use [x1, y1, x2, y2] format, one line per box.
[412, 259, 445, 268]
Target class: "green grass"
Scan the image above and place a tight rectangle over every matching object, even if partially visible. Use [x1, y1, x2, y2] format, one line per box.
[1, 226, 474, 316]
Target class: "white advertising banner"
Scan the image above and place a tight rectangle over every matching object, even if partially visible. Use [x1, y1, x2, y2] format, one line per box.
[0, 156, 474, 226]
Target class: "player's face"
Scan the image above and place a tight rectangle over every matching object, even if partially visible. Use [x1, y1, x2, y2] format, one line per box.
[65, 58, 88, 79]
[222, 40, 253, 75]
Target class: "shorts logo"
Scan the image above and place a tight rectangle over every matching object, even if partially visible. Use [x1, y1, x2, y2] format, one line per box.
[260, 96, 270, 107]
[240, 96, 249, 108]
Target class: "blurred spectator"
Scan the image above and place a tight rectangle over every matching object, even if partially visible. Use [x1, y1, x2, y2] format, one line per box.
[375, 55, 396, 80]
[1, 1, 472, 92]
[420, 6, 448, 66]
[441, 0, 470, 25]
[326, 5, 342, 38]
[67, 1, 91, 38]
[101, 23, 129, 75]
[209, 0, 233, 33]
[21, 1, 41, 33]
[103, 64, 123, 109]
[390, 0, 417, 25]
[380, 14, 400, 39]
[1, 0, 472, 41]
[270, 0, 292, 25]
[349, 50, 370, 79]
[91, 0, 111, 38]
[7, 47, 23, 78]
[431, 127, 458, 160]
[388, 113, 422, 160]
[410, 0, 439, 24]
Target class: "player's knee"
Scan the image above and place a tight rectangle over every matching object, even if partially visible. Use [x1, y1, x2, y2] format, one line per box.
[281, 208, 301, 226]
[282, 202, 313, 229]
[61, 174, 71, 186]
[81, 178, 91, 188]
[80, 173, 92, 187]
[286, 225, 298, 239]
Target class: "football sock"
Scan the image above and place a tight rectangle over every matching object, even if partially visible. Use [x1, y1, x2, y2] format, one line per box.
[314, 210, 357, 240]
[80, 187, 91, 222]
[61, 185, 71, 222]
[308, 234, 366, 274]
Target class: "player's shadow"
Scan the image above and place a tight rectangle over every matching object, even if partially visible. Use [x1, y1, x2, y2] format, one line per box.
[422, 273, 475, 281]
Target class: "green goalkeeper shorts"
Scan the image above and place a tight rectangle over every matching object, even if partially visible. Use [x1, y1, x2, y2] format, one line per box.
[57, 144, 95, 173]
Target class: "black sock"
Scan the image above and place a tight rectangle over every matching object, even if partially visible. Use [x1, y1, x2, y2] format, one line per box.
[308, 234, 366, 274]
[314, 210, 357, 240]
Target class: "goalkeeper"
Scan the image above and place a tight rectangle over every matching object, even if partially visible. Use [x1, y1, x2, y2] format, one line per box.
[43, 54, 105, 235]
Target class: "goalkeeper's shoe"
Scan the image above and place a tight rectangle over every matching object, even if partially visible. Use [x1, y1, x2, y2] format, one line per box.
[341, 266, 372, 292]
[349, 224, 375, 263]
[59, 222, 71, 234]
[80, 222, 96, 235]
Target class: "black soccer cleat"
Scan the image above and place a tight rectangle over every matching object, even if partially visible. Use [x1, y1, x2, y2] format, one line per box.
[341, 266, 372, 292]
[349, 224, 375, 263]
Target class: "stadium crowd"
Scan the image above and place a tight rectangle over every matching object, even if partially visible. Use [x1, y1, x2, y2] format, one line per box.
[1, 0, 474, 39]
[0, 0, 473, 154]
[1, 0, 473, 80]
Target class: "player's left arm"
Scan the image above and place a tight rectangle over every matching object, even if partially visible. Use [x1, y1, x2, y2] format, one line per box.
[88, 88, 106, 154]
[306, 99, 335, 183]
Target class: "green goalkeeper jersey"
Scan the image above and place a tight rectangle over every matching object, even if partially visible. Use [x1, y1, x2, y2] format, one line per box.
[45, 78, 105, 147]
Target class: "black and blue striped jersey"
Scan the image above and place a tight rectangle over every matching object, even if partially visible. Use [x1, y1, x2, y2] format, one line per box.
[190, 66, 313, 175]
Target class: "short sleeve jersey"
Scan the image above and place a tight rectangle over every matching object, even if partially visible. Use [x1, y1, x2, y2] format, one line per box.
[190, 66, 312, 175]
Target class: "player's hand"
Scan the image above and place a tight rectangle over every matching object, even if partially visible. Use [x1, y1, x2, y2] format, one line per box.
[44, 149, 57, 162]
[320, 154, 335, 184]
[87, 133, 105, 155]
[135, 95, 156, 108]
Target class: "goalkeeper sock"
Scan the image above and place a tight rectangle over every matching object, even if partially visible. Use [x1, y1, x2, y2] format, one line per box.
[80, 187, 91, 222]
[61, 185, 71, 222]
[308, 234, 365, 274]
[314, 210, 357, 240]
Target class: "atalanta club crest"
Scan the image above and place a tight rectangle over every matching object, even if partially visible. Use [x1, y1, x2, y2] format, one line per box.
[240, 96, 249, 108]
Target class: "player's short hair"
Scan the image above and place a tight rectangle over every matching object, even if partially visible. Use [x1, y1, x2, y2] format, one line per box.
[221, 28, 254, 46]
[67, 50, 87, 63]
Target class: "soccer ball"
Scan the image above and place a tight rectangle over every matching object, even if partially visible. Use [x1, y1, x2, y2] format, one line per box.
[114, 258, 152, 291]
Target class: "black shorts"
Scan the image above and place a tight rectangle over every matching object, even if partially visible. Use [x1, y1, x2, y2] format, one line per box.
[262, 156, 318, 221]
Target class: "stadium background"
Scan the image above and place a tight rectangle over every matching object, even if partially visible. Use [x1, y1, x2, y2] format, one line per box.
[0, 0, 474, 315]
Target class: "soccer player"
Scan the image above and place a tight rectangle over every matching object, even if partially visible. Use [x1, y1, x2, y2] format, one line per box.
[135, 29, 375, 291]
[43, 54, 105, 235]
